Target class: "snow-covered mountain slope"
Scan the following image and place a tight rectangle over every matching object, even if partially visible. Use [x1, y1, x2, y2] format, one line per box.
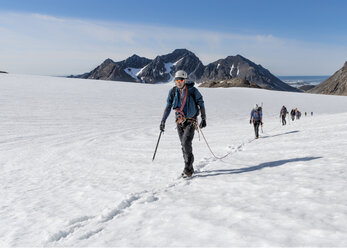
[1, 73, 347, 246]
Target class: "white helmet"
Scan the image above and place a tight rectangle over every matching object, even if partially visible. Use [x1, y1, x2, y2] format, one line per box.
[254, 104, 259, 110]
[174, 70, 188, 79]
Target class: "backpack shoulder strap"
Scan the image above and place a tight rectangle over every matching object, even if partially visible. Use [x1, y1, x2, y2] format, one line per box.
[187, 86, 199, 108]
[191, 87, 197, 105]
[170, 86, 177, 104]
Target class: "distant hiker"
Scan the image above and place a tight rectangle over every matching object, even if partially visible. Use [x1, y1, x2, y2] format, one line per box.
[305, 112, 307, 116]
[250, 104, 263, 139]
[311, 112, 313, 116]
[160, 70, 206, 178]
[296, 109, 301, 120]
[280, 105, 288, 125]
[290, 109, 296, 121]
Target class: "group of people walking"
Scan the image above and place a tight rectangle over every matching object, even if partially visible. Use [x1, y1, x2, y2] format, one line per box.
[158, 70, 313, 178]
[281, 106, 312, 124]
[290, 108, 302, 121]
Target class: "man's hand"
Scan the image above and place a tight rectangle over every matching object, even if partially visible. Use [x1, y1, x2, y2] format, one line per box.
[199, 119, 206, 129]
[160, 121, 165, 132]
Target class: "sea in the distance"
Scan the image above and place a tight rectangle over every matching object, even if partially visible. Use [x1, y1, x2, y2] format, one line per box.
[278, 75, 329, 88]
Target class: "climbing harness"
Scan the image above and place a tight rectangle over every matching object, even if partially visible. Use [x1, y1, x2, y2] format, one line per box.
[175, 87, 188, 126]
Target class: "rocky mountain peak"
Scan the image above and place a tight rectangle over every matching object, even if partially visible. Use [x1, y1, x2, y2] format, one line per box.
[135, 49, 204, 83]
[118, 54, 152, 69]
[342, 61, 347, 70]
[199, 55, 298, 91]
[171, 48, 192, 56]
[159, 48, 197, 63]
[308, 61, 347, 96]
[100, 58, 115, 67]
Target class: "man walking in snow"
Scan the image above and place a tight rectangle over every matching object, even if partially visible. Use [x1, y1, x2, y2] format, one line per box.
[290, 109, 296, 121]
[280, 105, 288, 125]
[160, 70, 206, 178]
[250, 104, 262, 139]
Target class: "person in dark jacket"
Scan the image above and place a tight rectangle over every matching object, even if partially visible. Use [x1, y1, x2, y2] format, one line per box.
[250, 104, 262, 139]
[290, 109, 296, 121]
[160, 70, 206, 178]
[280, 105, 288, 125]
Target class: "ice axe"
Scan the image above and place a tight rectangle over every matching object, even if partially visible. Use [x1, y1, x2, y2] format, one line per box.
[152, 131, 163, 161]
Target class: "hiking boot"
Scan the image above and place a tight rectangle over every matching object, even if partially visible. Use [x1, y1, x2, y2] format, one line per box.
[182, 170, 193, 178]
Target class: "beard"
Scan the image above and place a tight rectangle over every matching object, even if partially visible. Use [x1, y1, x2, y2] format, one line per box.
[177, 83, 186, 89]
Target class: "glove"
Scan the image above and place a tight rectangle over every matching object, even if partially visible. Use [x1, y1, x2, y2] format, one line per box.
[200, 107, 206, 121]
[160, 121, 165, 132]
[261, 121, 263, 125]
[199, 119, 206, 129]
[249, 120, 252, 124]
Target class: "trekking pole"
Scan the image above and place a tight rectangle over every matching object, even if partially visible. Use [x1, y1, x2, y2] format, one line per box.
[152, 131, 163, 161]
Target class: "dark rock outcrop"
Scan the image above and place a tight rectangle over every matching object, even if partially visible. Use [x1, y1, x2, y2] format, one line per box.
[199, 78, 263, 89]
[299, 85, 315, 92]
[308, 61, 347, 96]
[137, 56, 171, 83]
[0, 71, 8, 74]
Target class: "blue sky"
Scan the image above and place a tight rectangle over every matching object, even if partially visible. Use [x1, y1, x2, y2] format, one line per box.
[1, 0, 347, 75]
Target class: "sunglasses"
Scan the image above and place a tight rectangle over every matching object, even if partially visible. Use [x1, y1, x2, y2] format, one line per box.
[175, 78, 185, 83]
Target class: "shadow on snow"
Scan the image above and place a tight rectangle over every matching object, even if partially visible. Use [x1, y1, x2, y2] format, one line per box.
[195, 156, 322, 178]
[261, 130, 300, 139]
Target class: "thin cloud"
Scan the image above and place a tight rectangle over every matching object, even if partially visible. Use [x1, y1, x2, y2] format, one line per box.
[0, 11, 346, 76]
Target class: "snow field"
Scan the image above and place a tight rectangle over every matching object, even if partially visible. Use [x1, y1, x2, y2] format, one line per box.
[1, 73, 347, 246]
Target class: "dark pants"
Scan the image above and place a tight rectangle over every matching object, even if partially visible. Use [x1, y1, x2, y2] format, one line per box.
[253, 120, 261, 138]
[281, 115, 286, 125]
[177, 121, 195, 173]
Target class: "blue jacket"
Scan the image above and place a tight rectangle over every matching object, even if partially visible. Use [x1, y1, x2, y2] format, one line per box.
[163, 81, 205, 121]
[250, 109, 262, 121]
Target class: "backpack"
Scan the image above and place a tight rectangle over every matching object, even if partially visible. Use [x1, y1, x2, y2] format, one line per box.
[253, 109, 261, 120]
[169, 86, 200, 116]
